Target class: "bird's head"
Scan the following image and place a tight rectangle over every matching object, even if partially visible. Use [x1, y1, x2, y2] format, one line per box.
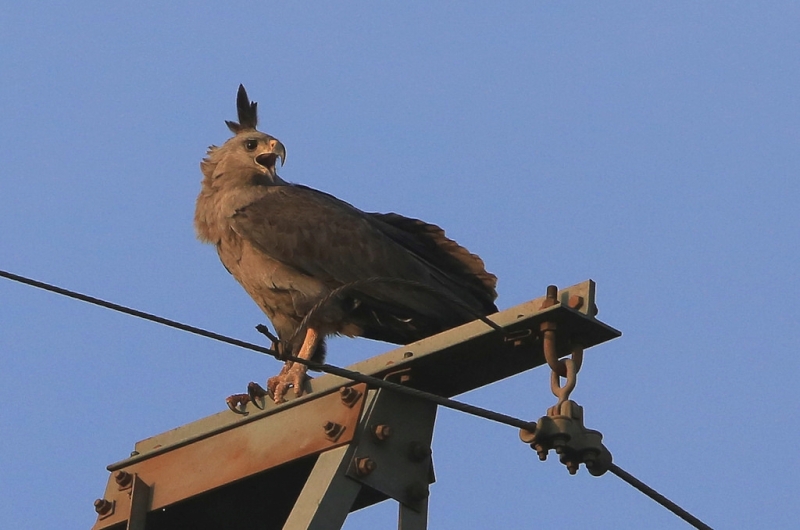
[201, 85, 287, 187]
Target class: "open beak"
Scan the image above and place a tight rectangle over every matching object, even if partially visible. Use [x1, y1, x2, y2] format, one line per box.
[256, 139, 286, 169]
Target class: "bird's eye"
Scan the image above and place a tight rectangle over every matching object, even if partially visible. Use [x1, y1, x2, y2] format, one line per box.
[245, 139, 258, 151]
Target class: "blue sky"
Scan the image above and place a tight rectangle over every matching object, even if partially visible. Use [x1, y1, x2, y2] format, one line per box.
[1, 2, 798, 528]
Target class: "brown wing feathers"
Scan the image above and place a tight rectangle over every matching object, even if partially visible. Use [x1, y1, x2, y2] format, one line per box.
[368, 212, 497, 312]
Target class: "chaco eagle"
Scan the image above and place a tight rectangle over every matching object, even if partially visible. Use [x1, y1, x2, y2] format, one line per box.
[195, 85, 498, 406]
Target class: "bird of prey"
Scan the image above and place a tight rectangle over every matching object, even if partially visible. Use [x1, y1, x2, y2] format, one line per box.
[195, 85, 498, 406]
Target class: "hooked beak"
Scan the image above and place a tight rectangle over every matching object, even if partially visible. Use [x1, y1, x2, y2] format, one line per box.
[256, 139, 286, 169]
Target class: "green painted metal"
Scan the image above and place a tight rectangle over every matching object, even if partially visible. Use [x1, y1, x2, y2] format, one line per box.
[282, 446, 363, 530]
[346, 387, 437, 512]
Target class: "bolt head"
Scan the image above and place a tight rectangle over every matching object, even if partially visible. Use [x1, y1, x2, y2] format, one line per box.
[339, 386, 361, 407]
[94, 498, 112, 515]
[322, 421, 344, 441]
[373, 424, 392, 441]
[114, 470, 132, 488]
[355, 456, 377, 476]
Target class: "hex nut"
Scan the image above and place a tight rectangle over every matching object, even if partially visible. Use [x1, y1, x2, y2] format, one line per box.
[339, 387, 362, 407]
[114, 470, 132, 488]
[372, 424, 393, 442]
[323, 421, 345, 441]
[354, 457, 377, 477]
[94, 498, 113, 515]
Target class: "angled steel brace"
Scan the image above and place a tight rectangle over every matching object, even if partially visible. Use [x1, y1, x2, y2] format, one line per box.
[283, 387, 437, 529]
[282, 445, 364, 530]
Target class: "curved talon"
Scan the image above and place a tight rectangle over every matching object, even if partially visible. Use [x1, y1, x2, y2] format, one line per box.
[226, 393, 250, 415]
[268, 363, 309, 403]
[247, 382, 269, 409]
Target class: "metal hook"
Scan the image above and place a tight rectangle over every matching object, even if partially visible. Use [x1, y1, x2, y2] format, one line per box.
[550, 358, 577, 407]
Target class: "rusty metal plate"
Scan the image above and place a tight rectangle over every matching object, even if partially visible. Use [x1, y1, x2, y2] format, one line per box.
[92, 383, 367, 530]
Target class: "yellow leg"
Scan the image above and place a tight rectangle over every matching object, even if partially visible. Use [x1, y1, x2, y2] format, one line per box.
[267, 327, 321, 403]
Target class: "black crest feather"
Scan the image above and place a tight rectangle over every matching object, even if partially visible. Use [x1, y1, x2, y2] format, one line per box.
[226, 84, 258, 133]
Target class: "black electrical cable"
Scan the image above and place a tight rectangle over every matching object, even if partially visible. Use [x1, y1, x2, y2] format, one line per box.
[0, 269, 275, 355]
[608, 464, 713, 530]
[0, 268, 713, 529]
[0, 269, 531, 431]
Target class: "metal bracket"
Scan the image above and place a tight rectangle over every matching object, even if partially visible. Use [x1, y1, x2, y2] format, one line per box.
[346, 387, 437, 512]
[282, 387, 437, 529]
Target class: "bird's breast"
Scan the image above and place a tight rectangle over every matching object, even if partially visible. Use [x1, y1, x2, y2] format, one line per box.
[217, 234, 328, 321]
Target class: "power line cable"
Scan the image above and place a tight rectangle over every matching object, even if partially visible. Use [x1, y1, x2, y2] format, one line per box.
[0, 269, 532, 430]
[608, 464, 713, 530]
[0, 268, 713, 529]
[0, 269, 273, 355]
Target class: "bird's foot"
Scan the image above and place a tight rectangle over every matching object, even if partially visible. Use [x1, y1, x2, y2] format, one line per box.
[267, 363, 309, 404]
[225, 382, 270, 414]
[225, 393, 250, 415]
